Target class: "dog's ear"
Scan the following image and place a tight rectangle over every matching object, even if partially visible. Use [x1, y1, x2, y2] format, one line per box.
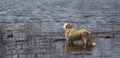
[66, 23, 72, 28]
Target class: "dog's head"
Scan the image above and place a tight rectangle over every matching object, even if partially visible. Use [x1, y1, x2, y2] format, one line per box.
[63, 23, 72, 29]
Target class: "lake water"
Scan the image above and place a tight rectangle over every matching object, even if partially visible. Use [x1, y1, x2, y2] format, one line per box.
[0, 31, 120, 58]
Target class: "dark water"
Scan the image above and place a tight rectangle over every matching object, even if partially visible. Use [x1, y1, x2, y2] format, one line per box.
[0, 32, 120, 58]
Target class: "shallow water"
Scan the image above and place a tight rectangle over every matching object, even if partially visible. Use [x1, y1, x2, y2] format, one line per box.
[0, 0, 120, 58]
[0, 32, 120, 58]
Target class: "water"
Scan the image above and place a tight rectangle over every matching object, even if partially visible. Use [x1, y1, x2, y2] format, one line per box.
[0, 0, 120, 58]
[0, 18, 120, 58]
[0, 32, 120, 58]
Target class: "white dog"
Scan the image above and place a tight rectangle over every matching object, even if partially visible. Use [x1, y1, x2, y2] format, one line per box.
[63, 23, 96, 46]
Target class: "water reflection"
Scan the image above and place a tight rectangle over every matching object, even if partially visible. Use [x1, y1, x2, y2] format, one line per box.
[65, 44, 95, 55]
